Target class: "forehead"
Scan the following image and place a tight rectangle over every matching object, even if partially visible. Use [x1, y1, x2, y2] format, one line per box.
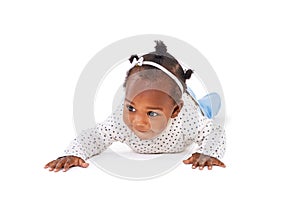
[125, 72, 174, 101]
[126, 89, 175, 109]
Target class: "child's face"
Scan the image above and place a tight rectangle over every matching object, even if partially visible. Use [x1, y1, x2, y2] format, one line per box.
[123, 76, 182, 140]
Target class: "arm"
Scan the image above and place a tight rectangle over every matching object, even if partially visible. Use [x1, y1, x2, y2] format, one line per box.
[44, 103, 129, 172]
[44, 123, 115, 172]
[183, 117, 226, 170]
[62, 123, 115, 161]
[196, 120, 226, 160]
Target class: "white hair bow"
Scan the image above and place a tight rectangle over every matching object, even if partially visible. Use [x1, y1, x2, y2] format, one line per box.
[129, 56, 184, 93]
[131, 57, 144, 67]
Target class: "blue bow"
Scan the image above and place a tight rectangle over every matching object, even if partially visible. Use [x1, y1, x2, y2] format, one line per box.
[187, 87, 221, 119]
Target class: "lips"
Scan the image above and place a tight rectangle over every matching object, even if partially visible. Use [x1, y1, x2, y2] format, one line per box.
[132, 129, 153, 140]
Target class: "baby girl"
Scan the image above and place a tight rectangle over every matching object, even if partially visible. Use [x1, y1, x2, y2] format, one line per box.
[45, 41, 226, 172]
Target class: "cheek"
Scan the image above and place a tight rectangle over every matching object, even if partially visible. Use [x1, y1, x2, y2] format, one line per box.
[149, 116, 169, 133]
[122, 108, 131, 127]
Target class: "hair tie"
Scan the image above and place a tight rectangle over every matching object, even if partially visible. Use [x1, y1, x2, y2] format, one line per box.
[131, 56, 184, 93]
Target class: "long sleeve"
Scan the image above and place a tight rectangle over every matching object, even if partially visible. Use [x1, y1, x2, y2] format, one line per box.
[181, 93, 226, 159]
[61, 103, 130, 160]
[194, 117, 226, 159]
[62, 123, 114, 160]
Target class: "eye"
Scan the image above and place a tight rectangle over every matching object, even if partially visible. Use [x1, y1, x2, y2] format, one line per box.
[126, 105, 136, 112]
[148, 111, 159, 117]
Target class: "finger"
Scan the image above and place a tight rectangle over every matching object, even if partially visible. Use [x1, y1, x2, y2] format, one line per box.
[182, 159, 190, 164]
[62, 158, 73, 172]
[78, 159, 89, 168]
[183, 156, 194, 164]
[198, 160, 206, 170]
[192, 160, 199, 169]
[206, 160, 213, 170]
[218, 160, 226, 168]
[44, 160, 54, 169]
[63, 156, 81, 172]
[212, 158, 226, 168]
[44, 161, 52, 169]
[53, 158, 65, 172]
[45, 160, 59, 171]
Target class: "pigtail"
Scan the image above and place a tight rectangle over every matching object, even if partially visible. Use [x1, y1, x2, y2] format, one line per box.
[184, 69, 193, 80]
[154, 40, 167, 55]
[124, 54, 140, 87]
[129, 54, 139, 63]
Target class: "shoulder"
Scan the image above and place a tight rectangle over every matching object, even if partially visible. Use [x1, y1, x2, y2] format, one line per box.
[181, 92, 201, 115]
[97, 102, 125, 130]
[172, 92, 202, 127]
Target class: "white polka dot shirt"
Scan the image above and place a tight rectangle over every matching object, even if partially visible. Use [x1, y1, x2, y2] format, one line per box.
[62, 93, 226, 160]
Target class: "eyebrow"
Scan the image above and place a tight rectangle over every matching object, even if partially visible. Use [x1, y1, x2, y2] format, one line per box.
[125, 98, 134, 105]
[125, 98, 164, 111]
[145, 106, 163, 111]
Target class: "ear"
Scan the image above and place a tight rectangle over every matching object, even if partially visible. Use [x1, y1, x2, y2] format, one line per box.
[171, 100, 184, 118]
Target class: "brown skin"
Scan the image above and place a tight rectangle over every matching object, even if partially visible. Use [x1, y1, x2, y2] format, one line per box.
[123, 74, 183, 140]
[44, 78, 225, 172]
[183, 153, 226, 170]
[44, 156, 89, 172]
[123, 90, 182, 140]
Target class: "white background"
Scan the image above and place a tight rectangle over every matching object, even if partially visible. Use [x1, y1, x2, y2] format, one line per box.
[1, 1, 299, 210]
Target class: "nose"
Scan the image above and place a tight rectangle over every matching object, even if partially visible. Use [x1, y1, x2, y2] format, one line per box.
[132, 114, 151, 132]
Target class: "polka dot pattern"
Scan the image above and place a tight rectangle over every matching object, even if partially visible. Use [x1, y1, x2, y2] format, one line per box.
[63, 93, 226, 160]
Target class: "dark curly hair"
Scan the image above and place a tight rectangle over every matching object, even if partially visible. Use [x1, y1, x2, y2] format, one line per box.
[124, 40, 193, 103]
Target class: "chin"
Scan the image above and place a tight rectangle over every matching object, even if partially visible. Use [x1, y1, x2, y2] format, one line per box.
[133, 131, 157, 140]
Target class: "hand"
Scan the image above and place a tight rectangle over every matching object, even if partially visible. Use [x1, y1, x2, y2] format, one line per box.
[183, 152, 226, 170]
[44, 156, 89, 172]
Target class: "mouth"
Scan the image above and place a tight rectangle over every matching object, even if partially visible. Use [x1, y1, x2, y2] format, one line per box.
[132, 129, 154, 140]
